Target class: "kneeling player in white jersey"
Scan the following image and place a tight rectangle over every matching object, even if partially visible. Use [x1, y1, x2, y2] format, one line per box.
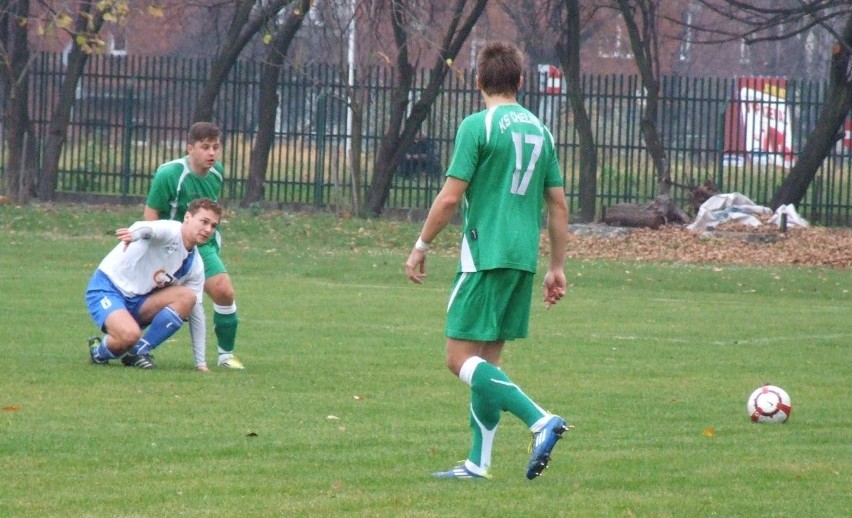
[85, 198, 222, 370]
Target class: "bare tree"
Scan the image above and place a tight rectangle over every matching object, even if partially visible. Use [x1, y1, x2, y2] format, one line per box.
[614, 0, 688, 223]
[36, 1, 110, 200]
[2, 0, 128, 202]
[365, 0, 489, 217]
[553, 0, 605, 223]
[0, 0, 38, 203]
[192, 0, 298, 123]
[242, 0, 311, 206]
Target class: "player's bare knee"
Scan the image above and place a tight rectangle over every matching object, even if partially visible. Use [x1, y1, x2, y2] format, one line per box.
[205, 275, 234, 304]
[213, 291, 234, 306]
[111, 327, 142, 351]
[172, 289, 197, 318]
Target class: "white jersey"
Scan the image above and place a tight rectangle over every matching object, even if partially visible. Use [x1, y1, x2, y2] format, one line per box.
[97, 220, 204, 301]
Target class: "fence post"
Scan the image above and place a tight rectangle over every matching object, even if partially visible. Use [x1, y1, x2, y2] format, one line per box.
[121, 81, 135, 202]
[714, 110, 725, 188]
[314, 91, 327, 208]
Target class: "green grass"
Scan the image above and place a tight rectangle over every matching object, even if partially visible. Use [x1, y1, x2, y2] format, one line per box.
[1, 203, 850, 517]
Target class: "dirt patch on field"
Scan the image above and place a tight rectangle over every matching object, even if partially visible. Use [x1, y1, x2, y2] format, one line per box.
[557, 224, 852, 268]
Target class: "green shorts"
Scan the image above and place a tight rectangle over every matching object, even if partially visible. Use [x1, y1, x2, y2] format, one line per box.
[199, 232, 227, 279]
[445, 269, 534, 342]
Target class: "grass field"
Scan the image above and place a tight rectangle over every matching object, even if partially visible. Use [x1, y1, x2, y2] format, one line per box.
[1, 203, 850, 517]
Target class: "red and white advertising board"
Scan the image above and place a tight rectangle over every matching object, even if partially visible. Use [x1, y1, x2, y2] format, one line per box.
[723, 77, 795, 168]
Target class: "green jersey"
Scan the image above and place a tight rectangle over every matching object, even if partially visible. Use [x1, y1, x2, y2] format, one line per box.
[146, 157, 225, 221]
[446, 104, 563, 273]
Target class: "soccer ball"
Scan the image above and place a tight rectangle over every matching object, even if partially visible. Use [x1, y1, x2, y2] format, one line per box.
[747, 385, 791, 423]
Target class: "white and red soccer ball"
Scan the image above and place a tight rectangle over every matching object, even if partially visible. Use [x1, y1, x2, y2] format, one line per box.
[747, 385, 792, 423]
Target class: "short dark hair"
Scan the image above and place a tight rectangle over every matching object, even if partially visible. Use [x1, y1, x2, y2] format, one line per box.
[476, 41, 524, 97]
[187, 198, 223, 217]
[187, 122, 221, 145]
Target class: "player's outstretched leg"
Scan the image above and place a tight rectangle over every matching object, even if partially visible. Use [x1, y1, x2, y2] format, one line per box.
[526, 415, 571, 480]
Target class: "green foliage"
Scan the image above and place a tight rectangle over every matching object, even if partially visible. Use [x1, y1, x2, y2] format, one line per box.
[0, 205, 850, 517]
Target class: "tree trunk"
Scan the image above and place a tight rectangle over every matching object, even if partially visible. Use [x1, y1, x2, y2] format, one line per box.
[603, 203, 664, 229]
[618, 0, 672, 196]
[1, 0, 38, 203]
[557, 0, 597, 223]
[603, 196, 687, 228]
[365, 0, 489, 216]
[770, 13, 852, 210]
[37, 2, 105, 201]
[241, 0, 309, 207]
[242, 65, 280, 205]
[348, 94, 365, 215]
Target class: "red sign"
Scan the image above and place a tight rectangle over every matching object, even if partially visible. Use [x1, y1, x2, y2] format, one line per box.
[723, 77, 794, 167]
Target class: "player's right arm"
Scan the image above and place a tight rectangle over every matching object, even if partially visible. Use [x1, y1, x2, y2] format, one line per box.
[405, 176, 468, 284]
[145, 163, 180, 219]
[142, 205, 159, 221]
[116, 223, 154, 244]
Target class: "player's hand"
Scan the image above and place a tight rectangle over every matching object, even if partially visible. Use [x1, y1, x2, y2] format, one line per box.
[115, 228, 133, 250]
[542, 270, 567, 309]
[405, 249, 427, 284]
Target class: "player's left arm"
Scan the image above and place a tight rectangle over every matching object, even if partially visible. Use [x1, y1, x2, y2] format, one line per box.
[543, 185, 568, 308]
[183, 259, 208, 371]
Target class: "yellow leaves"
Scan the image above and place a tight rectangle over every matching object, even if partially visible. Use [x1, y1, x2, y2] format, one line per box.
[75, 34, 106, 54]
[56, 12, 74, 30]
[262, 33, 273, 45]
[147, 5, 165, 18]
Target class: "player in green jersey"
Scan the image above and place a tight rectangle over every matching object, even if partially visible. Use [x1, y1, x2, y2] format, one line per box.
[144, 122, 244, 370]
[405, 41, 571, 480]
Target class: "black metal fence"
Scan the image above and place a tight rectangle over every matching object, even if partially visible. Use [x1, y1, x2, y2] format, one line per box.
[2, 53, 851, 225]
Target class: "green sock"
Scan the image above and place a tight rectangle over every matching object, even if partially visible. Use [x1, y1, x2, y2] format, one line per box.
[467, 402, 499, 471]
[213, 309, 238, 354]
[470, 360, 546, 429]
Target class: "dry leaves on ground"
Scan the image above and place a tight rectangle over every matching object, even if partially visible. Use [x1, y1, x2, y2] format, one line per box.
[558, 225, 852, 268]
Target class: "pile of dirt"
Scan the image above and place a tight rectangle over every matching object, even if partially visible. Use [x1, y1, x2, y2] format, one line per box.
[558, 223, 852, 268]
